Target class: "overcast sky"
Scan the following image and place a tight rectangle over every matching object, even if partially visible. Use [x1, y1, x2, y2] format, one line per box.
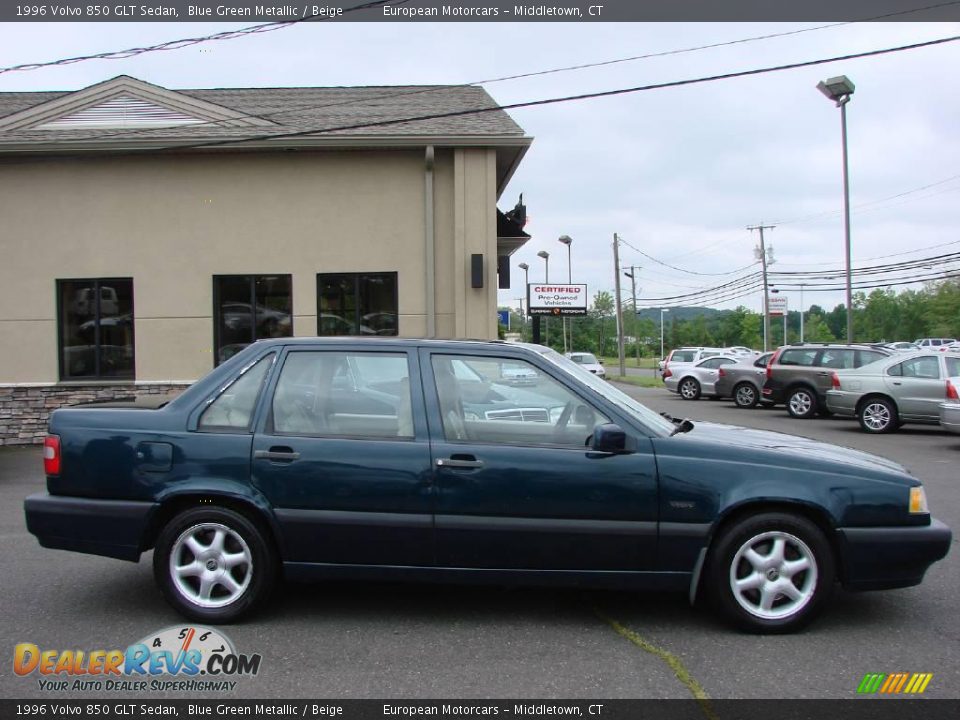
[1, 20, 958, 315]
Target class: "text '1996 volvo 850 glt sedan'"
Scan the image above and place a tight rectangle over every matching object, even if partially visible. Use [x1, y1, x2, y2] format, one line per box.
[24, 339, 951, 633]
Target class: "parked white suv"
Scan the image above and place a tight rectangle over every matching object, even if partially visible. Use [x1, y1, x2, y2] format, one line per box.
[915, 338, 956, 348]
[661, 347, 735, 376]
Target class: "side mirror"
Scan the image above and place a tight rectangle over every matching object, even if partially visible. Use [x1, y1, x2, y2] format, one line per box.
[591, 423, 627, 453]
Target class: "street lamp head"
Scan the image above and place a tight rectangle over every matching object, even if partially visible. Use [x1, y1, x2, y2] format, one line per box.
[537, 251, 550, 260]
[817, 75, 855, 104]
[558, 235, 573, 246]
[518, 262, 529, 271]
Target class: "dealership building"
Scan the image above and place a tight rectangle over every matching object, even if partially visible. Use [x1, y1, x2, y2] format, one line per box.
[0, 75, 532, 444]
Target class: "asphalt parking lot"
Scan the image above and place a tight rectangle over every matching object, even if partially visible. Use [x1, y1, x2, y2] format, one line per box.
[1, 385, 957, 701]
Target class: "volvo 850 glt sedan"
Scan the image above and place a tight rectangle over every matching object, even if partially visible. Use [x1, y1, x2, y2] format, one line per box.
[25, 339, 950, 633]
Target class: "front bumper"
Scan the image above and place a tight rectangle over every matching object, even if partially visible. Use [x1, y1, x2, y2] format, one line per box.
[837, 518, 952, 591]
[825, 389, 859, 417]
[24, 493, 157, 562]
[940, 402, 960, 434]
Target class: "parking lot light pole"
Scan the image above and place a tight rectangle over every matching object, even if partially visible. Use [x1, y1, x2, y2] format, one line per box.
[817, 75, 855, 343]
[519, 262, 534, 342]
[558, 235, 573, 352]
[660, 308, 669, 363]
[537, 251, 550, 345]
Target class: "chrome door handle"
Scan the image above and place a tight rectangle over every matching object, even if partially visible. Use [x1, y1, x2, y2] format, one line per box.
[436, 458, 484, 469]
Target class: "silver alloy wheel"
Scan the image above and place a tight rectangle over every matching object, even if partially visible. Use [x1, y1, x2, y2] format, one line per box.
[680, 379, 698, 399]
[169, 522, 253, 609]
[789, 391, 813, 416]
[729, 530, 818, 620]
[735, 385, 756, 406]
[862, 402, 892, 431]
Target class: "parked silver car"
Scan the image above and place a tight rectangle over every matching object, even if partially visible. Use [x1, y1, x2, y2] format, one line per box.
[940, 377, 960, 434]
[826, 351, 960, 433]
[665, 355, 738, 400]
[713, 352, 774, 408]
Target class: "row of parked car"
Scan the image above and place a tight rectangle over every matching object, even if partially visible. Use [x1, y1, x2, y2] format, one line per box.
[661, 341, 960, 435]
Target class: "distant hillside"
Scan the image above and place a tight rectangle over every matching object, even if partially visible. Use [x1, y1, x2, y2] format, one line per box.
[635, 307, 730, 322]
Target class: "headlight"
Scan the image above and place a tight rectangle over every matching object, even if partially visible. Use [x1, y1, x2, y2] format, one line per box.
[909, 486, 929, 514]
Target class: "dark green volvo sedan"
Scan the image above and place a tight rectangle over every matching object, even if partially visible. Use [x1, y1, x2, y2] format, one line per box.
[25, 339, 951, 633]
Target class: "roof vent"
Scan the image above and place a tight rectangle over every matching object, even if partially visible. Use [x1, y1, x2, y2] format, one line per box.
[36, 94, 205, 129]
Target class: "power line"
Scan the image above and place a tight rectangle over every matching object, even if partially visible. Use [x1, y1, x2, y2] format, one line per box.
[0, 0, 405, 77]
[108, 32, 960, 153]
[618, 237, 759, 276]
[16, 9, 945, 147]
[772, 172, 960, 226]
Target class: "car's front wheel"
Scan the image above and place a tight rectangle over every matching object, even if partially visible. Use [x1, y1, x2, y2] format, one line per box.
[786, 387, 817, 419]
[153, 506, 277, 623]
[733, 382, 759, 409]
[679, 378, 701, 400]
[858, 397, 898, 433]
[709, 512, 835, 633]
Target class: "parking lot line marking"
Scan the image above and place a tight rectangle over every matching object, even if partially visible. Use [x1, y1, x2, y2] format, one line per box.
[594, 608, 717, 720]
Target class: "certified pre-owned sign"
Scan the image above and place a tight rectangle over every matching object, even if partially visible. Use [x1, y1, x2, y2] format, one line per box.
[528, 284, 588, 316]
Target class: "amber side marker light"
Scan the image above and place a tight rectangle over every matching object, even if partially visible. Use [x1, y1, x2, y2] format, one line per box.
[43, 435, 61, 476]
[909, 487, 929, 515]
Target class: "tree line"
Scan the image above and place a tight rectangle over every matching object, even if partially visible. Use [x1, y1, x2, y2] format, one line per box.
[501, 279, 960, 357]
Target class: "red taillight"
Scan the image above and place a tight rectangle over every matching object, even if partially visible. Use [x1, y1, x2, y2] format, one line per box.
[831, 372, 841, 389]
[663, 368, 672, 379]
[947, 380, 959, 401]
[718, 368, 726, 377]
[43, 435, 61, 476]
[766, 348, 783, 378]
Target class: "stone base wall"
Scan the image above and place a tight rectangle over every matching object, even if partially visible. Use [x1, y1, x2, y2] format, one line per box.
[0, 384, 191, 446]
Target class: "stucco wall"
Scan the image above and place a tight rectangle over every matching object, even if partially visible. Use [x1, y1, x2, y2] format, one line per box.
[0, 146, 500, 389]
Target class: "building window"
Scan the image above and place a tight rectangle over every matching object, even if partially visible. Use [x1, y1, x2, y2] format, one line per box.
[57, 278, 135, 380]
[317, 272, 398, 336]
[213, 275, 292, 365]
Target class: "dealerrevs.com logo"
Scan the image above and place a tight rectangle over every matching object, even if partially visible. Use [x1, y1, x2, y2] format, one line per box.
[14, 625, 261, 692]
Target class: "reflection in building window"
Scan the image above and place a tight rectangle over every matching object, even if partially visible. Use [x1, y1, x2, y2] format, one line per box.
[57, 278, 135, 380]
[213, 275, 292, 365]
[317, 272, 398, 336]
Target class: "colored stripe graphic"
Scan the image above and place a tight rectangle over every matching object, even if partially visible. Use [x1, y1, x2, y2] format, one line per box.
[857, 672, 933, 694]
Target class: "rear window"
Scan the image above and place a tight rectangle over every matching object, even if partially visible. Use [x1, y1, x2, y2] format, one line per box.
[779, 349, 818, 367]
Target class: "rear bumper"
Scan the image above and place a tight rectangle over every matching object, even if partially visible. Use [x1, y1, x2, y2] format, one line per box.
[837, 518, 952, 591]
[24, 493, 156, 562]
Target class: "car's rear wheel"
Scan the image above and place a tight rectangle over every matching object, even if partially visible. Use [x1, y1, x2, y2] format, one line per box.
[786, 387, 817, 419]
[733, 382, 759, 409]
[679, 378, 701, 400]
[858, 397, 898, 434]
[153, 506, 277, 623]
[708, 512, 835, 633]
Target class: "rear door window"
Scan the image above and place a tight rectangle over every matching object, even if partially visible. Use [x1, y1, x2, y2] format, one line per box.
[779, 349, 818, 366]
[672, 350, 696, 363]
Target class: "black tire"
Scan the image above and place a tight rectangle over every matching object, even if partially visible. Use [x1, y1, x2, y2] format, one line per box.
[707, 512, 835, 633]
[786, 387, 817, 419]
[153, 506, 277, 623]
[679, 377, 701, 401]
[733, 382, 759, 409]
[857, 397, 898, 434]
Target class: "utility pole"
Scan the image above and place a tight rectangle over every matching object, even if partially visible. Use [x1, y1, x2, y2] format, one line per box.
[748, 224, 775, 351]
[613, 233, 626, 377]
[624, 265, 640, 368]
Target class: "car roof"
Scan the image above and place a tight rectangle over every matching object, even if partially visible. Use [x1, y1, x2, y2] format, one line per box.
[250, 337, 551, 353]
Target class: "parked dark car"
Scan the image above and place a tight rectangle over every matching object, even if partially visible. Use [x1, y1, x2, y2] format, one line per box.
[762, 343, 891, 418]
[712, 352, 774, 408]
[25, 339, 950, 633]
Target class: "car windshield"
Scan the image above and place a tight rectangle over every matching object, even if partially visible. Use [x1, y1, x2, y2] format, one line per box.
[542, 349, 675, 436]
[570, 353, 599, 364]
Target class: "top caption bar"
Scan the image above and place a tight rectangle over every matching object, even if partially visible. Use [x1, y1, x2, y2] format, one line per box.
[4, 0, 960, 22]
